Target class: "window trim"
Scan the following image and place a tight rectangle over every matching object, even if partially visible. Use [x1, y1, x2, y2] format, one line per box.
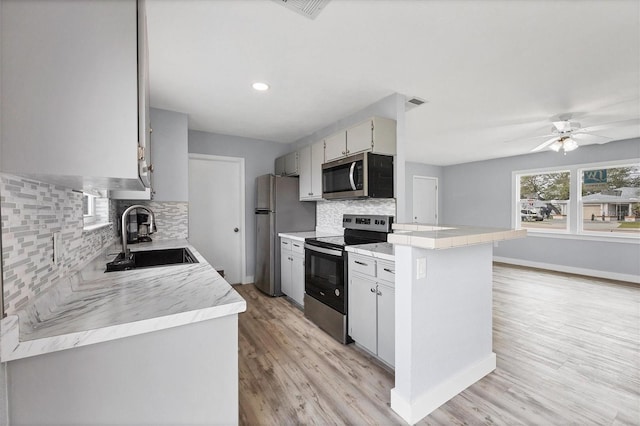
[513, 167, 571, 234]
[513, 158, 640, 241]
[83, 193, 96, 218]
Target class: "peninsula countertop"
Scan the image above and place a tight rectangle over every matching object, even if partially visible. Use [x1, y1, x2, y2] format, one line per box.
[0, 239, 246, 362]
[389, 223, 527, 249]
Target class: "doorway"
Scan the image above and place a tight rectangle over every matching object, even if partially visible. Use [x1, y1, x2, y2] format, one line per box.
[188, 154, 245, 284]
[412, 176, 438, 224]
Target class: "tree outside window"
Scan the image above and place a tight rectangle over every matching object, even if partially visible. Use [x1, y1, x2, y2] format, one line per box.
[518, 171, 570, 231]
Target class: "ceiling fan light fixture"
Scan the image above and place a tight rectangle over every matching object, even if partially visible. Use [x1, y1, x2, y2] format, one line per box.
[563, 138, 578, 152]
[549, 140, 563, 152]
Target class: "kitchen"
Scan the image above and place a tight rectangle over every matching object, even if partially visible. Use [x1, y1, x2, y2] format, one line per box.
[0, 1, 639, 425]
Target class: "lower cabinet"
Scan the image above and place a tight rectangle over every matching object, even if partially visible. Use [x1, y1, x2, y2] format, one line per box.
[280, 237, 305, 307]
[348, 253, 395, 367]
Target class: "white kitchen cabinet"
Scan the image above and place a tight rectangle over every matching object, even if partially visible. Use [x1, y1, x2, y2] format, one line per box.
[1, 0, 151, 192]
[348, 253, 395, 367]
[275, 152, 299, 176]
[280, 239, 293, 297]
[324, 117, 397, 163]
[298, 141, 324, 201]
[280, 237, 305, 307]
[324, 131, 348, 163]
[349, 274, 378, 355]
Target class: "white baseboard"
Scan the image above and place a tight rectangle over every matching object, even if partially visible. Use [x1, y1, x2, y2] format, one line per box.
[493, 256, 640, 284]
[390, 353, 496, 425]
[242, 275, 254, 285]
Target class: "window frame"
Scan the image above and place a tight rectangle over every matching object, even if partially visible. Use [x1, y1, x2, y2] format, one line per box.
[83, 193, 96, 218]
[577, 160, 640, 238]
[513, 167, 572, 235]
[513, 158, 640, 241]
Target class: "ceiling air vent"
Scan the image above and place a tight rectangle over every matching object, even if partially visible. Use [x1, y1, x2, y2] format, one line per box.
[271, 0, 331, 20]
[405, 96, 427, 111]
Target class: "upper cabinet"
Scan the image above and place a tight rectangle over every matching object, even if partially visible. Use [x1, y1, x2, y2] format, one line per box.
[275, 151, 299, 176]
[0, 0, 150, 192]
[111, 108, 188, 201]
[324, 117, 397, 163]
[299, 141, 324, 201]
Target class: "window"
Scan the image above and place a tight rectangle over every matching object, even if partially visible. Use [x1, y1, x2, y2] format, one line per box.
[514, 159, 640, 240]
[82, 193, 95, 217]
[516, 170, 570, 232]
[580, 164, 640, 236]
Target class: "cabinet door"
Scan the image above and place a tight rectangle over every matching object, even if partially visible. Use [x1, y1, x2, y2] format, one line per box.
[346, 119, 373, 156]
[377, 283, 395, 367]
[1, 0, 142, 190]
[285, 151, 299, 176]
[348, 275, 377, 355]
[310, 141, 324, 198]
[275, 156, 286, 176]
[291, 253, 305, 307]
[137, 0, 151, 188]
[298, 146, 312, 200]
[280, 240, 292, 296]
[324, 132, 347, 162]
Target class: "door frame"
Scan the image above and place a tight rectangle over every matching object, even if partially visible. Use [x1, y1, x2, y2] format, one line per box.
[412, 175, 438, 224]
[188, 153, 247, 284]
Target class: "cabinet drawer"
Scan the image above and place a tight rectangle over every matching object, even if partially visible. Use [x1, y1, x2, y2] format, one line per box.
[349, 254, 376, 277]
[291, 240, 304, 254]
[280, 238, 292, 252]
[377, 260, 395, 286]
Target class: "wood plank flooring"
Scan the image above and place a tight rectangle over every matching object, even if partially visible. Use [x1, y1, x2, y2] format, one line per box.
[235, 264, 640, 425]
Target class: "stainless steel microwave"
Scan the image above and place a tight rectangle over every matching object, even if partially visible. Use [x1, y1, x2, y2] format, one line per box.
[322, 152, 394, 200]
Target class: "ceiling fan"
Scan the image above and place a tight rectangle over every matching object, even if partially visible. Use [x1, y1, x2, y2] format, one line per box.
[529, 116, 640, 153]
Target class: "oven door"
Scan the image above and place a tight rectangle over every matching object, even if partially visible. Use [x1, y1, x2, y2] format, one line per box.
[322, 153, 365, 199]
[304, 243, 346, 314]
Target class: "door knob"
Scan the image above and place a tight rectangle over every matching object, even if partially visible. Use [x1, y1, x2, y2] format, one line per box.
[234, 227, 239, 232]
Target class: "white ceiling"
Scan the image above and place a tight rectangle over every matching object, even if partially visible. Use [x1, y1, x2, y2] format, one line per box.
[146, 0, 640, 166]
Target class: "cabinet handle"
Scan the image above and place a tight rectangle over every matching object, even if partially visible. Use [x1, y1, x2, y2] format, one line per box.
[282, 241, 288, 245]
[309, 192, 313, 196]
[354, 260, 368, 266]
[342, 151, 345, 155]
[377, 290, 382, 296]
[383, 268, 395, 274]
[370, 288, 376, 293]
[293, 243, 300, 248]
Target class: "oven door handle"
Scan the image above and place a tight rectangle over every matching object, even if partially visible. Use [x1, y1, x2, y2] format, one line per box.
[349, 161, 357, 191]
[304, 243, 343, 257]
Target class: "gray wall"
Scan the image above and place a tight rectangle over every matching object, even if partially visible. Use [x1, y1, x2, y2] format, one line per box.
[150, 108, 188, 202]
[441, 137, 640, 278]
[405, 161, 444, 223]
[188, 131, 290, 280]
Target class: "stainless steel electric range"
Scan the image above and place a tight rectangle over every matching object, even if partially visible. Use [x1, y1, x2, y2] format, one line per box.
[304, 214, 393, 343]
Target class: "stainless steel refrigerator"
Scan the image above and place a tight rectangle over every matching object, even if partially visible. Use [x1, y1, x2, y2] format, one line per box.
[254, 174, 316, 296]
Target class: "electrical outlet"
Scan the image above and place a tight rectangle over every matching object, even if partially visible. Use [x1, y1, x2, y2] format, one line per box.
[53, 232, 62, 265]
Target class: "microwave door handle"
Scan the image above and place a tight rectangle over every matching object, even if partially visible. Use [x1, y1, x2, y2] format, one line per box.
[349, 162, 357, 191]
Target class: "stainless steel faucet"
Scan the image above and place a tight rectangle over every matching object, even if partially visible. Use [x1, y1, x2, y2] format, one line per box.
[121, 205, 156, 257]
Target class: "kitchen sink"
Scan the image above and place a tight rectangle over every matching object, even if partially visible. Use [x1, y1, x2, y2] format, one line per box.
[105, 248, 198, 272]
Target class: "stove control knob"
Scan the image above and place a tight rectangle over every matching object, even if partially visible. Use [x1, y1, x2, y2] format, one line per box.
[334, 288, 340, 297]
[381, 220, 385, 225]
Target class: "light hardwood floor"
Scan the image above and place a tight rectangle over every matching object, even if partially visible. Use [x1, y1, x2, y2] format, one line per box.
[236, 264, 640, 425]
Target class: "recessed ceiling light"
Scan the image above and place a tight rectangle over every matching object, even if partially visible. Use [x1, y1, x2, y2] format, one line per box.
[252, 82, 270, 91]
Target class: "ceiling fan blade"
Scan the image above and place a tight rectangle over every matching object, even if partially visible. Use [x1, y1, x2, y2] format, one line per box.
[531, 137, 560, 152]
[571, 133, 612, 142]
[578, 118, 640, 133]
[503, 133, 556, 144]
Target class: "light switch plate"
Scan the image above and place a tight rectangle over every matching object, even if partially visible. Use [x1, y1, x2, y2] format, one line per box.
[416, 257, 427, 279]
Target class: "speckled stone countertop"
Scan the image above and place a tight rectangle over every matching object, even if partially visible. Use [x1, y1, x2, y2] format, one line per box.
[0, 239, 246, 362]
[389, 223, 527, 249]
[345, 242, 395, 261]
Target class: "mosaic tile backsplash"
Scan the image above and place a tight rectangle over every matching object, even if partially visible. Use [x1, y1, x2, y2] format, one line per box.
[114, 201, 188, 242]
[1, 174, 115, 314]
[316, 198, 397, 234]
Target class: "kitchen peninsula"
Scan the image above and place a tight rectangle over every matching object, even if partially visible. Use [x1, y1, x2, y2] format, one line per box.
[0, 239, 246, 425]
[388, 224, 526, 424]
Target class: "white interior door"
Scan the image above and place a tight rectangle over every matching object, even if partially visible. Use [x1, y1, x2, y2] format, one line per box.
[188, 154, 245, 284]
[413, 176, 438, 224]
